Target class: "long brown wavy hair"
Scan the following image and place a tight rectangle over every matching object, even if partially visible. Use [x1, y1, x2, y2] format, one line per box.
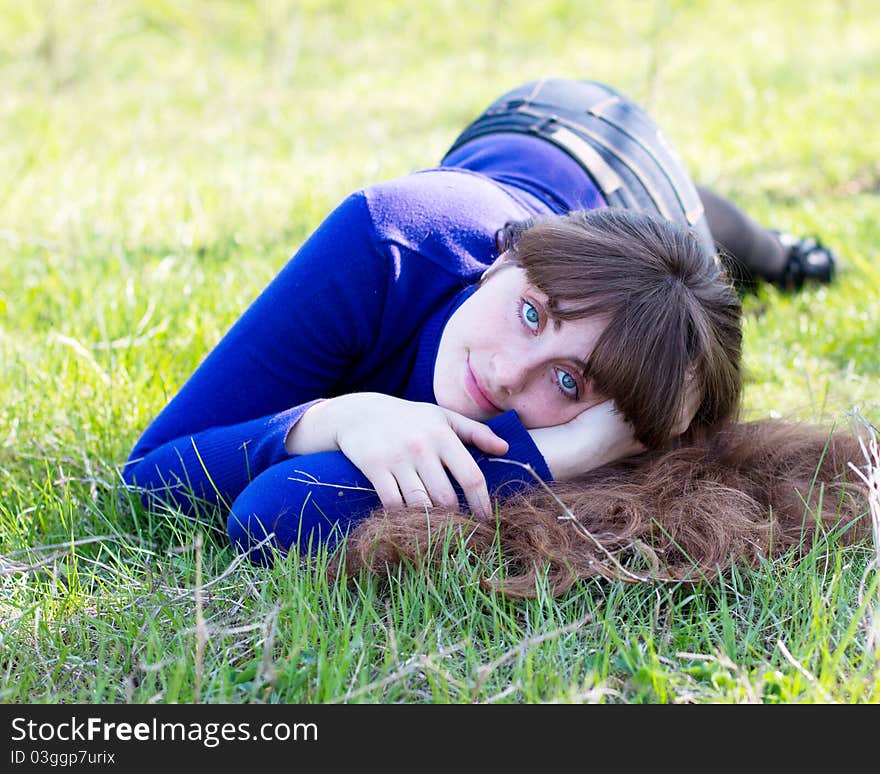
[328, 210, 872, 596]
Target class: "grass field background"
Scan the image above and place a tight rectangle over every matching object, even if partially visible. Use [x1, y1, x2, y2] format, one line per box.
[2, 0, 879, 703]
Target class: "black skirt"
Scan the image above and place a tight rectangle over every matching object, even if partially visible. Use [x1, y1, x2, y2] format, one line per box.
[442, 78, 715, 259]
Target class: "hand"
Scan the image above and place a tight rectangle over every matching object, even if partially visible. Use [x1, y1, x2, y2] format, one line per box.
[285, 393, 509, 518]
[529, 400, 644, 481]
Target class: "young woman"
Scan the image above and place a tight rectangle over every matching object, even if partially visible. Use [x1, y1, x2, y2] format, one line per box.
[122, 79, 864, 594]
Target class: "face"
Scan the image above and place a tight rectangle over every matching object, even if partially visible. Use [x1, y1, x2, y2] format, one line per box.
[434, 256, 608, 429]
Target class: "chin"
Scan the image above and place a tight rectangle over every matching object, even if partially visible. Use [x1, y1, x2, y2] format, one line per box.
[450, 394, 487, 422]
[457, 401, 486, 422]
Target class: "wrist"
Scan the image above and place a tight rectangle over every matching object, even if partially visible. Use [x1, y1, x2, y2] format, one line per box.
[284, 398, 339, 455]
[528, 425, 584, 481]
[528, 423, 633, 481]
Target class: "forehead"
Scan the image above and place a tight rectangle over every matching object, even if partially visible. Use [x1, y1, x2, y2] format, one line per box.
[550, 310, 606, 355]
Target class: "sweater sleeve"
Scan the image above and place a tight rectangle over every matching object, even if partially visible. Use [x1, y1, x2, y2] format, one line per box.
[227, 409, 552, 561]
[122, 192, 389, 516]
[480, 409, 553, 492]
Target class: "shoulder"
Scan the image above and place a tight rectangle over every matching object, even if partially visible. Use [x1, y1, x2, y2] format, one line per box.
[360, 168, 534, 274]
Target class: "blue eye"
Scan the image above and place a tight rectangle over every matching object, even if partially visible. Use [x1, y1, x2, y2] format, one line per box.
[521, 300, 540, 331]
[556, 369, 579, 398]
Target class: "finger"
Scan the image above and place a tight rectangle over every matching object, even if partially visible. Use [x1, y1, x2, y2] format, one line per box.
[362, 468, 405, 512]
[391, 466, 434, 510]
[414, 457, 460, 511]
[444, 411, 509, 456]
[439, 439, 492, 520]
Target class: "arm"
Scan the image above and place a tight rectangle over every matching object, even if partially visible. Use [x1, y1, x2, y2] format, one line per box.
[123, 402, 322, 517]
[285, 393, 554, 519]
[528, 400, 645, 481]
[228, 407, 554, 560]
[123, 188, 551, 521]
[122, 192, 390, 514]
[125, 178, 557, 526]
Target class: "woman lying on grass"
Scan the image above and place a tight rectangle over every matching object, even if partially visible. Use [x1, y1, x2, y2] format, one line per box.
[122, 78, 869, 596]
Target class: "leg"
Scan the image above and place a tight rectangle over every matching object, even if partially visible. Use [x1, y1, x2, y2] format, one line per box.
[697, 185, 836, 290]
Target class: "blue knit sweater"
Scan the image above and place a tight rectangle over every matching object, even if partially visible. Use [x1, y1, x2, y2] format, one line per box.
[122, 133, 605, 559]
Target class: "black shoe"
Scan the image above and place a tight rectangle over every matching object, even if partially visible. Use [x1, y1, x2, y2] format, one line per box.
[773, 231, 837, 291]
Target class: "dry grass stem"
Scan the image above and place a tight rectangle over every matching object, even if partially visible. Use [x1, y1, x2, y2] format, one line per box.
[194, 531, 206, 703]
[330, 640, 468, 703]
[472, 615, 592, 695]
[777, 639, 834, 703]
[846, 410, 880, 651]
[488, 457, 671, 583]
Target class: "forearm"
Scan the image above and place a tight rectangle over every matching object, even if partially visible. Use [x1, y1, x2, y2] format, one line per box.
[283, 396, 346, 455]
[480, 410, 553, 493]
[528, 425, 616, 481]
[527, 403, 645, 482]
[123, 402, 320, 516]
[231, 410, 556, 561]
[290, 398, 554, 493]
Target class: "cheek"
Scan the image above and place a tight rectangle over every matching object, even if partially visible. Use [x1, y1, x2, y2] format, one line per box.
[466, 307, 516, 354]
[514, 383, 583, 429]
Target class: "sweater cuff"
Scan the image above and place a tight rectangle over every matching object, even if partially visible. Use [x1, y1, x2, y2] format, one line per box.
[267, 398, 326, 458]
[478, 410, 553, 499]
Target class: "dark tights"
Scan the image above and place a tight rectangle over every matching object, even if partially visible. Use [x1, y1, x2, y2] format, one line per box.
[697, 185, 789, 286]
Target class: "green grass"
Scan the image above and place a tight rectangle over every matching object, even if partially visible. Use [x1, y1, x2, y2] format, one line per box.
[2, 0, 879, 703]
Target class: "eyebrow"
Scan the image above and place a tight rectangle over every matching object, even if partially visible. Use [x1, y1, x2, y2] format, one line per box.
[546, 314, 591, 374]
[573, 358, 591, 379]
[536, 294, 596, 381]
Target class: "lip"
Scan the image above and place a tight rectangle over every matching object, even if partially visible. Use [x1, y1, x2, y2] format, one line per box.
[465, 356, 502, 413]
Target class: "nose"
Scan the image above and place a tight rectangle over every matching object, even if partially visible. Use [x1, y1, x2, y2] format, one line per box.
[489, 349, 532, 396]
